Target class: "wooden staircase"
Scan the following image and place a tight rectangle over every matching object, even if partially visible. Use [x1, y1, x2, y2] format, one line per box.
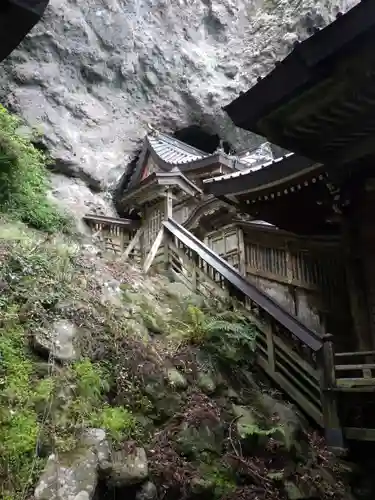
[163, 218, 375, 448]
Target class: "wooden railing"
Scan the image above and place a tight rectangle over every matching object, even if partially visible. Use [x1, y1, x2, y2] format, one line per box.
[163, 218, 347, 448]
[83, 214, 140, 254]
[334, 351, 375, 390]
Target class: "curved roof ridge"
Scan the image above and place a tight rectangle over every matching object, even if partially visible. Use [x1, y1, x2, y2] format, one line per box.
[146, 133, 213, 166]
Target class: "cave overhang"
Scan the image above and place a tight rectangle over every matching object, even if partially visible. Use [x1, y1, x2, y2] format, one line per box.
[224, 0, 375, 166]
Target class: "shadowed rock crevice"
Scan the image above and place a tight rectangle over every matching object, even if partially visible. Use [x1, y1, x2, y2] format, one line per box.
[173, 125, 232, 154]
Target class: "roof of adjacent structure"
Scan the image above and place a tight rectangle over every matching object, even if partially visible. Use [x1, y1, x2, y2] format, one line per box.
[223, 0, 375, 164]
[118, 170, 203, 209]
[0, 1, 50, 63]
[204, 152, 296, 185]
[203, 153, 326, 201]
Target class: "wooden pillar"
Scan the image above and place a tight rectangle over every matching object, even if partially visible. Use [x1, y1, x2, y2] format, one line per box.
[342, 212, 373, 350]
[237, 226, 246, 277]
[318, 334, 345, 452]
[163, 189, 173, 269]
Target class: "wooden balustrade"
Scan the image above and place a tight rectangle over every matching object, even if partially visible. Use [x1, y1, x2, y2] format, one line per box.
[334, 350, 375, 389]
[83, 214, 140, 254]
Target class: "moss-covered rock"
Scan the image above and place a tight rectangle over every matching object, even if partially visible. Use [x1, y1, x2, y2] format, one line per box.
[167, 367, 188, 389]
[0, 220, 353, 500]
[101, 444, 149, 487]
[197, 371, 216, 394]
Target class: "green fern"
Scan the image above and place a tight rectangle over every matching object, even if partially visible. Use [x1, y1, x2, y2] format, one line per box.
[177, 305, 257, 365]
[240, 423, 284, 439]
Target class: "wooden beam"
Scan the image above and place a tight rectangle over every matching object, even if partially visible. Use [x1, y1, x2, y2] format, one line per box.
[344, 427, 375, 442]
[342, 207, 373, 350]
[143, 227, 164, 273]
[123, 227, 144, 261]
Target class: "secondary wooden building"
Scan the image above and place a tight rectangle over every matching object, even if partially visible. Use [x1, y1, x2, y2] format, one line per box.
[214, 0, 375, 353]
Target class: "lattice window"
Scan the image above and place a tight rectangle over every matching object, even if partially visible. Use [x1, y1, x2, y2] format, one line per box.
[144, 207, 162, 252]
[225, 232, 238, 252]
[246, 243, 288, 279]
[292, 250, 344, 292]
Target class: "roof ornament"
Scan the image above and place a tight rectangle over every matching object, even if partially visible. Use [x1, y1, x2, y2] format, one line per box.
[215, 139, 225, 153]
[147, 123, 159, 137]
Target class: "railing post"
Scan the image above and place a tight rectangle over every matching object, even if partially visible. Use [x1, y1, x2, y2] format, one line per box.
[163, 190, 173, 270]
[191, 253, 198, 291]
[265, 319, 276, 373]
[163, 229, 171, 272]
[318, 334, 345, 452]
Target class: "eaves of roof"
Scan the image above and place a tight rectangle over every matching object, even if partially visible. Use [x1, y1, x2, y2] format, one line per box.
[203, 153, 323, 198]
[119, 171, 203, 208]
[224, 0, 375, 133]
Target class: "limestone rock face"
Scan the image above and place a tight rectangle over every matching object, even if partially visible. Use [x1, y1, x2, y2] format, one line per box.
[0, 0, 358, 217]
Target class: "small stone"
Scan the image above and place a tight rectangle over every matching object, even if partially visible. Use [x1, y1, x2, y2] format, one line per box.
[167, 368, 188, 389]
[197, 372, 216, 394]
[144, 71, 158, 86]
[34, 427, 108, 500]
[74, 493, 90, 500]
[136, 481, 157, 500]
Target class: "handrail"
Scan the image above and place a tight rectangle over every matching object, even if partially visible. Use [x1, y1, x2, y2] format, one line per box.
[164, 217, 323, 352]
[83, 214, 140, 229]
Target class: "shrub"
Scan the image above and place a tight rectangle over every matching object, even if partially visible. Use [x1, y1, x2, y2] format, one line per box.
[0, 104, 69, 232]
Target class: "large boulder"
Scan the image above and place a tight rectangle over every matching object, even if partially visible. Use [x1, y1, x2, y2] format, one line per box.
[34, 428, 109, 500]
[100, 444, 149, 487]
[33, 319, 78, 362]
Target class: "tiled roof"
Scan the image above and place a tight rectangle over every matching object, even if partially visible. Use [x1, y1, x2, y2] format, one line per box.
[203, 152, 295, 184]
[147, 132, 209, 164]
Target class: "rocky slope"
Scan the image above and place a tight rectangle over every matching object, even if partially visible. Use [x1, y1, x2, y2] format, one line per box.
[0, 0, 358, 219]
[0, 217, 354, 500]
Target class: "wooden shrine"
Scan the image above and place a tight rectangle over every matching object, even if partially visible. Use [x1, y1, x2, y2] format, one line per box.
[85, 130, 354, 350]
[81, 2, 375, 446]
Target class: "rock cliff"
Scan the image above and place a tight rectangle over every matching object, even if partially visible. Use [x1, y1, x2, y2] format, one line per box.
[0, 0, 358, 218]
